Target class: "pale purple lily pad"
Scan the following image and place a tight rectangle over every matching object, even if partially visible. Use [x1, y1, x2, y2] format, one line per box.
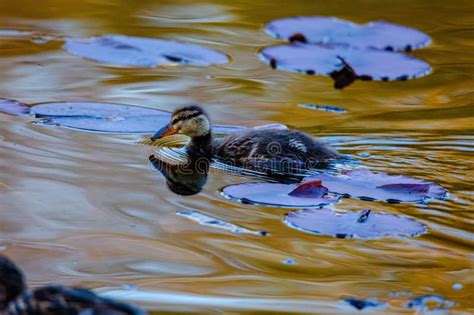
[64, 35, 229, 67]
[30, 101, 286, 134]
[0, 98, 30, 116]
[305, 169, 447, 203]
[221, 181, 337, 208]
[265, 16, 431, 51]
[285, 208, 427, 239]
[31, 102, 171, 134]
[260, 43, 431, 85]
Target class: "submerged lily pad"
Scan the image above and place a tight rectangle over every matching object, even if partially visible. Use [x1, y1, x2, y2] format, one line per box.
[305, 169, 446, 203]
[64, 35, 229, 67]
[0, 98, 30, 116]
[406, 295, 456, 311]
[265, 17, 431, 51]
[177, 210, 268, 236]
[285, 208, 427, 239]
[221, 180, 337, 208]
[261, 43, 431, 88]
[298, 103, 346, 113]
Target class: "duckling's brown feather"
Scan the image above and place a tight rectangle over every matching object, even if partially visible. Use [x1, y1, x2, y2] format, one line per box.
[213, 129, 339, 170]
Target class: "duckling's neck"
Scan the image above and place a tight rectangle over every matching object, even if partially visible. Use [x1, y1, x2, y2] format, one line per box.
[187, 132, 213, 159]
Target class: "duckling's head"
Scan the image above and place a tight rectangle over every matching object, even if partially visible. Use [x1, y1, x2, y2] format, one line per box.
[0, 255, 26, 310]
[152, 105, 211, 140]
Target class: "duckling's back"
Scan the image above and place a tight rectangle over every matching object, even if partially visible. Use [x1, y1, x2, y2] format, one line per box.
[213, 129, 339, 172]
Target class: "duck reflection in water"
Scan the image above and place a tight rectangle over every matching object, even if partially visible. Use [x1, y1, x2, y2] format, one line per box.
[149, 154, 210, 196]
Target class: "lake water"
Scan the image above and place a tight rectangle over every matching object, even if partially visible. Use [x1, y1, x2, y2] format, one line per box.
[0, 0, 473, 313]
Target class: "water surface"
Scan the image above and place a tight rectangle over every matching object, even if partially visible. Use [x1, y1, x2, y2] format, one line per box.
[0, 0, 473, 313]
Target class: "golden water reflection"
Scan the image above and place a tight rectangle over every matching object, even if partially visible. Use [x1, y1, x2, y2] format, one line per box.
[0, 0, 473, 313]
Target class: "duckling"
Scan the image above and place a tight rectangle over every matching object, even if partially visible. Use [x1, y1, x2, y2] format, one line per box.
[151, 105, 339, 173]
[0, 254, 145, 315]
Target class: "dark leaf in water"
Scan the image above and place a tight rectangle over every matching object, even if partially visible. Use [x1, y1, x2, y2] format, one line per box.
[330, 56, 358, 89]
[288, 180, 328, 198]
[30, 102, 283, 134]
[0, 98, 30, 116]
[305, 169, 446, 203]
[344, 298, 388, 310]
[221, 181, 337, 208]
[265, 16, 431, 51]
[406, 295, 456, 311]
[285, 208, 427, 239]
[64, 35, 229, 67]
[260, 44, 431, 86]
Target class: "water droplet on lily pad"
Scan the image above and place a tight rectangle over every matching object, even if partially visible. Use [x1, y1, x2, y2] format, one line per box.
[285, 208, 427, 239]
[64, 35, 229, 67]
[304, 169, 447, 203]
[265, 16, 431, 51]
[260, 43, 431, 88]
[221, 181, 338, 208]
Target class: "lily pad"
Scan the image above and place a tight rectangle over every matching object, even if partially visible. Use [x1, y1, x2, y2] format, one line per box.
[31, 102, 171, 133]
[0, 98, 30, 116]
[285, 208, 427, 239]
[64, 35, 229, 67]
[30, 101, 287, 135]
[260, 43, 431, 88]
[221, 180, 338, 208]
[305, 169, 447, 203]
[265, 17, 431, 51]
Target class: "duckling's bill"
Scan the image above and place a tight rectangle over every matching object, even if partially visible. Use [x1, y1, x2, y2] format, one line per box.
[151, 123, 177, 140]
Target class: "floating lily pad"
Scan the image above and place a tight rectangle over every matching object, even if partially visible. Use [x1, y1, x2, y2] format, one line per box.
[30, 101, 287, 135]
[177, 210, 268, 236]
[0, 98, 30, 116]
[64, 35, 229, 67]
[31, 102, 171, 133]
[285, 208, 427, 239]
[221, 180, 337, 208]
[305, 169, 447, 203]
[265, 17, 431, 51]
[260, 43, 431, 88]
